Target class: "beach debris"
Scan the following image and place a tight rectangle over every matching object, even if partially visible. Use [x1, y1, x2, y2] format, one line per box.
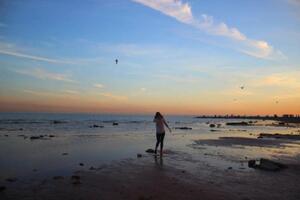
[145, 149, 155, 153]
[137, 153, 142, 158]
[5, 178, 17, 182]
[115, 59, 118, 64]
[248, 158, 287, 171]
[51, 120, 66, 124]
[0, 186, 6, 192]
[113, 122, 119, 126]
[226, 121, 249, 126]
[90, 124, 104, 128]
[79, 163, 84, 166]
[209, 124, 216, 128]
[174, 127, 192, 130]
[53, 176, 64, 180]
[258, 133, 300, 140]
[62, 153, 68, 156]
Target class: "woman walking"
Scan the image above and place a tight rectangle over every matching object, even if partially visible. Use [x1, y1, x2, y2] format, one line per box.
[153, 112, 171, 156]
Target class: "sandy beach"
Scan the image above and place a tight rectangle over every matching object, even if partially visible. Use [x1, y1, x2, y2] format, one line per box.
[0, 114, 300, 200]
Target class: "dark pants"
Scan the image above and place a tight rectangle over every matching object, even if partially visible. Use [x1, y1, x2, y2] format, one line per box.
[155, 132, 165, 153]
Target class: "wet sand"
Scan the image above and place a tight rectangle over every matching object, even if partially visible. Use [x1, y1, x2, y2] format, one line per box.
[1, 138, 300, 200]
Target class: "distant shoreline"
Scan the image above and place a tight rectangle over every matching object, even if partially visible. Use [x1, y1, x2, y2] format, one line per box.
[195, 115, 300, 123]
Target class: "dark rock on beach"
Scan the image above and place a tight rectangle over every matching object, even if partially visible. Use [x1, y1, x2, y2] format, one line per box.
[175, 127, 192, 130]
[137, 153, 142, 158]
[145, 149, 155, 153]
[53, 176, 64, 180]
[90, 124, 104, 128]
[258, 133, 300, 140]
[248, 158, 287, 171]
[79, 163, 84, 166]
[113, 122, 119, 126]
[62, 153, 68, 156]
[226, 121, 249, 126]
[209, 124, 216, 128]
[0, 186, 6, 192]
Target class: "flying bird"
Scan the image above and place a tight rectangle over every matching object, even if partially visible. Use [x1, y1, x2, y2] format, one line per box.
[115, 59, 118, 64]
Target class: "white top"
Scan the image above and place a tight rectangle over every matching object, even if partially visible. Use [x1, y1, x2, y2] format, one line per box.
[154, 118, 166, 134]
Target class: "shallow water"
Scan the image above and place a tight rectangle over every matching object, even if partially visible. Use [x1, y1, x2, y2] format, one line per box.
[0, 112, 299, 182]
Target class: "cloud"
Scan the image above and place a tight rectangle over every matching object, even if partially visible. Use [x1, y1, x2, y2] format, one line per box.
[99, 92, 128, 101]
[0, 42, 74, 64]
[132, 0, 283, 59]
[94, 83, 104, 88]
[256, 73, 300, 88]
[64, 90, 80, 95]
[14, 68, 75, 83]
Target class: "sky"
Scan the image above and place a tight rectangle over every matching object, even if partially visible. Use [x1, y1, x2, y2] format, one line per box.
[0, 0, 300, 115]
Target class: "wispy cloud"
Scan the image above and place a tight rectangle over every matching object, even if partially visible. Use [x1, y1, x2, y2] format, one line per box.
[99, 92, 128, 101]
[14, 68, 75, 83]
[255, 72, 300, 88]
[94, 83, 104, 88]
[64, 90, 80, 95]
[0, 42, 75, 64]
[132, 0, 284, 59]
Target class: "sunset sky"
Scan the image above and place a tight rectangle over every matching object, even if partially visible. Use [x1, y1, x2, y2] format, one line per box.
[0, 0, 300, 115]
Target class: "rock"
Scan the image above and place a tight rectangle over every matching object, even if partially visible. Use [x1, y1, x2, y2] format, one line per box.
[137, 153, 142, 158]
[71, 175, 80, 180]
[90, 124, 104, 128]
[53, 176, 64, 180]
[227, 167, 233, 170]
[62, 153, 68, 156]
[217, 124, 221, 128]
[0, 186, 6, 192]
[113, 122, 118, 126]
[209, 124, 216, 128]
[145, 149, 155, 153]
[226, 122, 249, 126]
[32, 169, 38, 172]
[181, 170, 185, 173]
[210, 129, 219, 132]
[5, 178, 17, 182]
[30, 136, 41, 140]
[89, 166, 96, 170]
[72, 180, 81, 185]
[175, 127, 192, 130]
[79, 163, 84, 166]
[52, 120, 66, 124]
[248, 158, 287, 171]
[258, 133, 300, 140]
[49, 135, 55, 137]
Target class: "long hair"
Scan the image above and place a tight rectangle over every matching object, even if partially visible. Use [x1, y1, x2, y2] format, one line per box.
[154, 112, 163, 119]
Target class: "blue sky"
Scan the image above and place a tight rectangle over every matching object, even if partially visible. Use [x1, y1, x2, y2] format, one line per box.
[0, 0, 300, 114]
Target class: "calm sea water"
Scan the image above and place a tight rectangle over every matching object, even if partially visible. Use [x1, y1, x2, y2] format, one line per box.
[0, 112, 299, 182]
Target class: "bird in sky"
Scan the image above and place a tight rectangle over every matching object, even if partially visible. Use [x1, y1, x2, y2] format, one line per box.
[115, 59, 118, 64]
